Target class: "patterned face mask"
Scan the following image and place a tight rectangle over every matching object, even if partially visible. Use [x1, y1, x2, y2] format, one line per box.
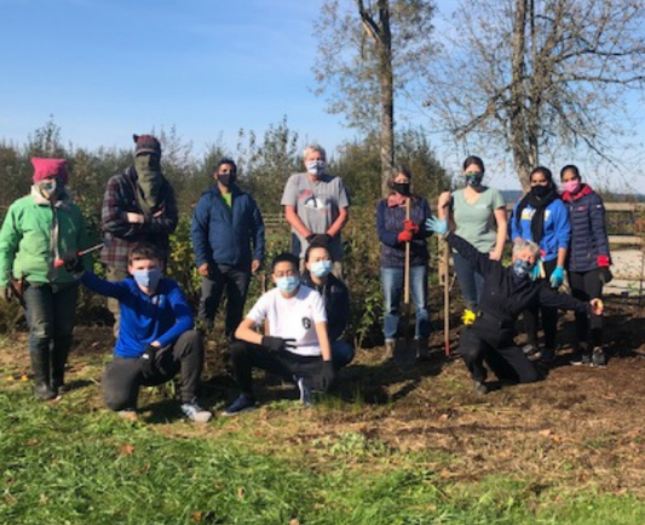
[305, 160, 325, 177]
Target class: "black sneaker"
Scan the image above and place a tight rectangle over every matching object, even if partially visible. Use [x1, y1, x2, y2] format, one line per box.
[222, 394, 257, 416]
[570, 352, 591, 366]
[591, 347, 606, 368]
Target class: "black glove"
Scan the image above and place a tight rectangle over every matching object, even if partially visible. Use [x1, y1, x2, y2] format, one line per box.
[261, 336, 296, 352]
[140, 345, 157, 375]
[316, 361, 335, 392]
[61, 251, 85, 275]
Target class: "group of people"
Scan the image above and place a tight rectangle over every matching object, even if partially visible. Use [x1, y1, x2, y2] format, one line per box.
[0, 135, 611, 421]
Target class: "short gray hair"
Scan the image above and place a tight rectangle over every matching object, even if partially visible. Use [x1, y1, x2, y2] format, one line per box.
[512, 239, 540, 259]
[303, 144, 326, 160]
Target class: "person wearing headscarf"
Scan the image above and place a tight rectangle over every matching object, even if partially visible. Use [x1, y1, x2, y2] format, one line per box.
[0, 158, 90, 399]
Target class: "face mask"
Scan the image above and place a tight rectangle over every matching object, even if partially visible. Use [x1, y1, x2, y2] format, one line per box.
[132, 268, 162, 289]
[311, 260, 333, 278]
[465, 172, 484, 187]
[531, 185, 550, 199]
[563, 180, 581, 194]
[305, 160, 325, 177]
[37, 179, 60, 200]
[392, 182, 411, 196]
[512, 259, 533, 279]
[217, 174, 232, 187]
[276, 275, 300, 294]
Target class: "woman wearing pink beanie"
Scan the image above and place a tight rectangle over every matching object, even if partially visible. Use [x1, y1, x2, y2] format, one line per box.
[0, 158, 90, 400]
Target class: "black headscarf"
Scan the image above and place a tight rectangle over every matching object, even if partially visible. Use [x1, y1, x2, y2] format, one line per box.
[514, 168, 560, 244]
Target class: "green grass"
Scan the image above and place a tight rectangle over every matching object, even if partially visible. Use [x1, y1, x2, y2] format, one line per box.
[1, 389, 645, 524]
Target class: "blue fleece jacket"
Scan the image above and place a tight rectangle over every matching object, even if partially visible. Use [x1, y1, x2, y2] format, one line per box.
[80, 272, 194, 358]
[190, 184, 265, 269]
[510, 198, 571, 262]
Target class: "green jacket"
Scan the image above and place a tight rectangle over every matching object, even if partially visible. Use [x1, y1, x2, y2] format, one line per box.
[0, 188, 90, 287]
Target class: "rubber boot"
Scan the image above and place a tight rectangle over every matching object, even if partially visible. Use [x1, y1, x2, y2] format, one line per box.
[51, 338, 70, 394]
[30, 349, 56, 400]
[415, 338, 430, 361]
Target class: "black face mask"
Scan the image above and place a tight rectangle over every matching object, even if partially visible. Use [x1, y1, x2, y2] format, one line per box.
[531, 185, 550, 199]
[392, 182, 411, 196]
[217, 174, 233, 187]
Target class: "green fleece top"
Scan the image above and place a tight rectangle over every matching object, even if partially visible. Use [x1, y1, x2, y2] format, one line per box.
[0, 188, 90, 287]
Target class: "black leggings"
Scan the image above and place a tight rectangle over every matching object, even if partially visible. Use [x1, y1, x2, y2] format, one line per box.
[523, 259, 558, 349]
[568, 268, 604, 348]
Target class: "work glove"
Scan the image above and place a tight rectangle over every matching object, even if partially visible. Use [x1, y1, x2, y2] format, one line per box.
[140, 345, 158, 376]
[550, 266, 565, 288]
[61, 251, 85, 275]
[316, 361, 335, 392]
[424, 216, 448, 236]
[403, 219, 419, 235]
[530, 263, 541, 282]
[0, 286, 12, 302]
[261, 336, 297, 353]
[397, 230, 413, 243]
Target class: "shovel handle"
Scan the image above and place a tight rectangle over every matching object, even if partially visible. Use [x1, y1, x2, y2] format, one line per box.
[404, 198, 411, 304]
[54, 243, 104, 268]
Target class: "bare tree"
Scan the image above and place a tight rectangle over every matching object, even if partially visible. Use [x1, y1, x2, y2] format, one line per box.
[425, 0, 645, 190]
[314, 0, 435, 192]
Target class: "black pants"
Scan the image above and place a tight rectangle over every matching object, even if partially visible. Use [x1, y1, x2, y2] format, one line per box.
[459, 323, 539, 385]
[102, 330, 203, 410]
[568, 268, 603, 348]
[198, 264, 251, 338]
[230, 341, 325, 398]
[523, 258, 558, 349]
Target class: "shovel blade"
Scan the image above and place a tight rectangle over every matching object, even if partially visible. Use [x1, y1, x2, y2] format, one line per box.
[393, 337, 416, 368]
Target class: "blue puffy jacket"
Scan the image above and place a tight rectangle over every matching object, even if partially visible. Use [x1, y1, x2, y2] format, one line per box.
[562, 184, 610, 272]
[191, 185, 265, 269]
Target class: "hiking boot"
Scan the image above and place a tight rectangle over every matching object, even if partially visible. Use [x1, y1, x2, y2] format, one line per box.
[415, 338, 430, 361]
[180, 398, 212, 423]
[34, 382, 57, 401]
[296, 376, 313, 406]
[222, 394, 257, 416]
[591, 347, 606, 368]
[570, 352, 591, 366]
[118, 409, 138, 422]
[384, 340, 395, 360]
[473, 380, 489, 395]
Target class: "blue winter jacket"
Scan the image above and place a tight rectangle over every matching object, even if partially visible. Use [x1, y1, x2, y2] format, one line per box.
[510, 198, 570, 262]
[562, 184, 610, 272]
[191, 185, 265, 269]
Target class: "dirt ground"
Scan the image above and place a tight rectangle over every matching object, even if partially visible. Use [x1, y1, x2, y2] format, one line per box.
[2, 293, 645, 497]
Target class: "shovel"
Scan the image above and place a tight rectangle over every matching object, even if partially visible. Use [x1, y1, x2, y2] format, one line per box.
[442, 239, 451, 356]
[394, 198, 416, 367]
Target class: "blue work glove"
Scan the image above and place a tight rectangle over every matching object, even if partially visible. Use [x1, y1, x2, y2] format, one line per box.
[550, 266, 565, 288]
[424, 216, 448, 236]
[530, 263, 541, 281]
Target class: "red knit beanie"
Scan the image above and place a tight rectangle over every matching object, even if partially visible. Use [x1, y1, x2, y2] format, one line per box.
[31, 158, 69, 184]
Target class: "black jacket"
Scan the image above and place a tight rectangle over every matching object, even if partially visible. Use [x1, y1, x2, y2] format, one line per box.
[301, 271, 349, 342]
[447, 232, 590, 330]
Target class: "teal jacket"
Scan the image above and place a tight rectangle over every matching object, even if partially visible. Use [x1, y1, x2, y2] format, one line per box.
[0, 187, 90, 287]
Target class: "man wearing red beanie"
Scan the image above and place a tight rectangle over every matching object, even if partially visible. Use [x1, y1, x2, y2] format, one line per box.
[0, 158, 91, 400]
[100, 134, 178, 336]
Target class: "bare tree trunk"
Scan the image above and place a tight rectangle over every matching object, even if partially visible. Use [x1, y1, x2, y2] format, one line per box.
[378, 0, 394, 195]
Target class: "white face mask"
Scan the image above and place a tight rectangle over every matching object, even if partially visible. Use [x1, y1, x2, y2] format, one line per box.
[37, 179, 60, 201]
[305, 160, 325, 177]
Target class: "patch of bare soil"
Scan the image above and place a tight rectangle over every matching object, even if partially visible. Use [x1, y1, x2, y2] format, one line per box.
[2, 296, 645, 495]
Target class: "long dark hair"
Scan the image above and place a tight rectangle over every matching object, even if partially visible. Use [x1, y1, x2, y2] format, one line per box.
[514, 166, 559, 244]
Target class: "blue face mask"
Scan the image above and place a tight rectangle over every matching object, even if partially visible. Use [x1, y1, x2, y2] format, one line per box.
[305, 160, 325, 177]
[512, 259, 533, 279]
[311, 260, 333, 278]
[132, 268, 162, 288]
[276, 275, 300, 294]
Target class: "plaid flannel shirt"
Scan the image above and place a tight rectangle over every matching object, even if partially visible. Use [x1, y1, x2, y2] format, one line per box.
[100, 166, 178, 271]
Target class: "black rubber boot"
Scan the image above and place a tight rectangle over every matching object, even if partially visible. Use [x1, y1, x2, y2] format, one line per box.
[30, 350, 56, 400]
[51, 337, 71, 394]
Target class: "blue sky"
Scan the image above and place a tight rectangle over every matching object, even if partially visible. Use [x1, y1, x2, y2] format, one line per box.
[0, 0, 643, 190]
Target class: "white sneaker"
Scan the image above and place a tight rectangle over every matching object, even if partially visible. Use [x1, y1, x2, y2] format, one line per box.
[296, 377, 313, 406]
[181, 399, 212, 423]
[118, 409, 138, 422]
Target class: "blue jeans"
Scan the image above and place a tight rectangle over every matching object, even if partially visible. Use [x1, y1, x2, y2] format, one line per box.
[452, 251, 485, 309]
[331, 340, 355, 369]
[381, 266, 430, 341]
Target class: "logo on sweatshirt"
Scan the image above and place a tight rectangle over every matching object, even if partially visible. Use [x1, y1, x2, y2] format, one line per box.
[302, 317, 312, 329]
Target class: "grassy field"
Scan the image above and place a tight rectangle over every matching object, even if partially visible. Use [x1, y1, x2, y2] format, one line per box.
[2, 310, 645, 524]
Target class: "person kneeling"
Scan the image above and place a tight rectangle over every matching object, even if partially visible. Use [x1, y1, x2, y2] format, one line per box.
[64, 243, 211, 423]
[425, 217, 603, 394]
[223, 252, 334, 415]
